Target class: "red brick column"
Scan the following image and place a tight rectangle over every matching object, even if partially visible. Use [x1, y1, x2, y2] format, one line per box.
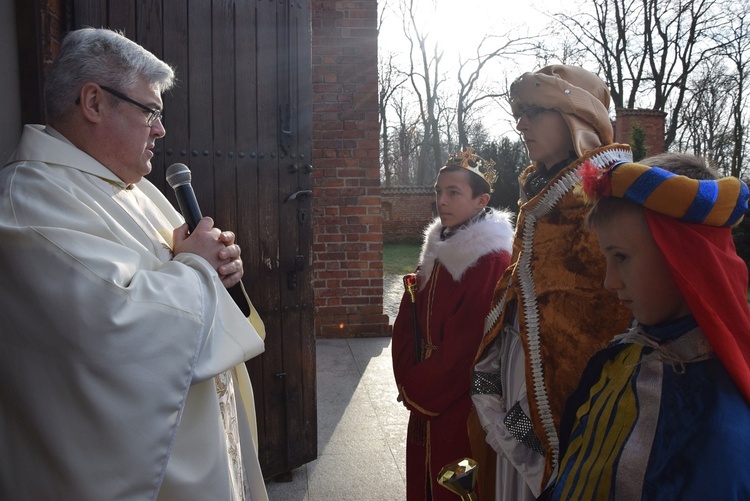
[614, 108, 667, 157]
[312, 0, 389, 337]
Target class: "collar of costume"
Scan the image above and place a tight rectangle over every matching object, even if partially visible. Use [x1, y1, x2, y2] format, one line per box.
[640, 314, 698, 343]
[419, 208, 514, 288]
[615, 319, 714, 370]
[580, 160, 750, 402]
[39, 125, 133, 189]
[440, 206, 488, 240]
[523, 152, 578, 198]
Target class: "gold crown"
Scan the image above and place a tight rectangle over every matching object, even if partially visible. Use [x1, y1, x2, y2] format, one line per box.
[443, 147, 498, 191]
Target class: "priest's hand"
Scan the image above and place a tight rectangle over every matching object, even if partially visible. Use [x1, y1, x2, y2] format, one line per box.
[217, 230, 244, 288]
[173, 217, 243, 287]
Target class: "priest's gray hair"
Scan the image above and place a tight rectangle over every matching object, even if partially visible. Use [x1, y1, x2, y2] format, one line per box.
[45, 27, 175, 122]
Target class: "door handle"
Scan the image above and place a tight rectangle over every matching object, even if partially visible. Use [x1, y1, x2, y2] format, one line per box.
[285, 189, 312, 203]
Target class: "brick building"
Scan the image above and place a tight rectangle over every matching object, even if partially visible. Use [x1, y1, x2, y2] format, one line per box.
[615, 108, 668, 158]
[312, 1, 390, 337]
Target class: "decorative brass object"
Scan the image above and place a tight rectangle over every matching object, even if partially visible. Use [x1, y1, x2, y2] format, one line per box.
[438, 457, 478, 500]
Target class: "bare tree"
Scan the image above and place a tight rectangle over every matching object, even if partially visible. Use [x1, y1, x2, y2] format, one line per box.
[711, 0, 750, 178]
[401, 0, 447, 184]
[439, 93, 457, 155]
[531, 37, 588, 68]
[391, 90, 422, 185]
[676, 62, 735, 171]
[379, 52, 409, 186]
[378, 0, 411, 186]
[455, 34, 537, 149]
[556, 0, 729, 149]
[379, 1, 544, 185]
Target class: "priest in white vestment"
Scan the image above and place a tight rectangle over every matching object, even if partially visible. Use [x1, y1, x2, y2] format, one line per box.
[0, 28, 268, 500]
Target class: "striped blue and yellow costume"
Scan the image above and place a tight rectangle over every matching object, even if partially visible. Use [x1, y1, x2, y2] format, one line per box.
[549, 161, 750, 500]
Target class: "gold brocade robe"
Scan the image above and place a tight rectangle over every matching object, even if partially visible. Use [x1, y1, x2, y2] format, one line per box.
[474, 144, 634, 492]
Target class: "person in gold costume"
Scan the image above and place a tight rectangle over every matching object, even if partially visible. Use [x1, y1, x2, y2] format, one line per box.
[469, 65, 632, 500]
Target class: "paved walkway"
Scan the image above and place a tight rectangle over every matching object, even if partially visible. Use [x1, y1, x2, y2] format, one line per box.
[265, 337, 409, 500]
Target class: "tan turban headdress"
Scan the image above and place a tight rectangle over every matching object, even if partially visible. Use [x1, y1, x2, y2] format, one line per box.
[510, 64, 613, 157]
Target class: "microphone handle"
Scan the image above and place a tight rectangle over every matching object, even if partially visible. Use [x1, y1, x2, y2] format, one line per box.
[174, 184, 203, 232]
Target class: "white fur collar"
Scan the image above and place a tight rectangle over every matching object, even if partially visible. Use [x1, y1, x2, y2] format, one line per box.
[417, 209, 514, 289]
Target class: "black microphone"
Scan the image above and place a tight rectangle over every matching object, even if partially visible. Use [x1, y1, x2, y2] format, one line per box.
[166, 163, 203, 232]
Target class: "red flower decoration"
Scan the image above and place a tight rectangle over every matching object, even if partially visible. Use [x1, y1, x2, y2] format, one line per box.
[578, 161, 611, 203]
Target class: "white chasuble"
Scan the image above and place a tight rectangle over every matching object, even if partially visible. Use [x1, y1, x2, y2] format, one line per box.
[0, 125, 268, 500]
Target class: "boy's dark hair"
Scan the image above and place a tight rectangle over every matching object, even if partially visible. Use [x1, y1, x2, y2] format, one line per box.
[439, 166, 492, 198]
[585, 152, 717, 230]
[585, 196, 644, 231]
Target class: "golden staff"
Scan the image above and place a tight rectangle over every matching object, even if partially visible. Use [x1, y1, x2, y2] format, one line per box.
[402, 273, 420, 362]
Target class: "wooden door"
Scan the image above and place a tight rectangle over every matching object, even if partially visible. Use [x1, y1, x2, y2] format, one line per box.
[69, 0, 316, 478]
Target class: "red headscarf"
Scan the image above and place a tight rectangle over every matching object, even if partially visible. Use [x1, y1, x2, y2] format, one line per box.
[648, 212, 750, 403]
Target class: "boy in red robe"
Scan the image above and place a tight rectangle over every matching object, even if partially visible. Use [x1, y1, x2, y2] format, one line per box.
[392, 148, 514, 500]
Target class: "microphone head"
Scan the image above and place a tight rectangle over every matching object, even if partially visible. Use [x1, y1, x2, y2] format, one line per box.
[166, 163, 192, 189]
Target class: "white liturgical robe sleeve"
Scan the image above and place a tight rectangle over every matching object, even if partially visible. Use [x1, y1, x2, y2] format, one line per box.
[0, 125, 267, 500]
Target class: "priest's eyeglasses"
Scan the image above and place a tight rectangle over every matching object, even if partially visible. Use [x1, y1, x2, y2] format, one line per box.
[99, 85, 163, 126]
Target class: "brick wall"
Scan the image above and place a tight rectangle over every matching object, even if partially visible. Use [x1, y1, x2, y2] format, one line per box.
[311, 0, 390, 338]
[382, 187, 435, 244]
[614, 108, 667, 157]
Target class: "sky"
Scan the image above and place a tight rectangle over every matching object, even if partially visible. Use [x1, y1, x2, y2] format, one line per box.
[378, 0, 582, 138]
[378, 0, 562, 63]
[380, 1, 553, 52]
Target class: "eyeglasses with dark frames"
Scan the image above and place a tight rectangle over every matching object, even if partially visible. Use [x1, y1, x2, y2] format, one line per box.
[514, 106, 551, 125]
[77, 85, 163, 126]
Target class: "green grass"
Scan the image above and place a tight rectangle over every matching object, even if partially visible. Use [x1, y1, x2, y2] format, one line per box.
[383, 243, 421, 275]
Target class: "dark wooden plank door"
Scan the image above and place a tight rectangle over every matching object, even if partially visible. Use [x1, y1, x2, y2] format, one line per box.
[70, 0, 316, 478]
